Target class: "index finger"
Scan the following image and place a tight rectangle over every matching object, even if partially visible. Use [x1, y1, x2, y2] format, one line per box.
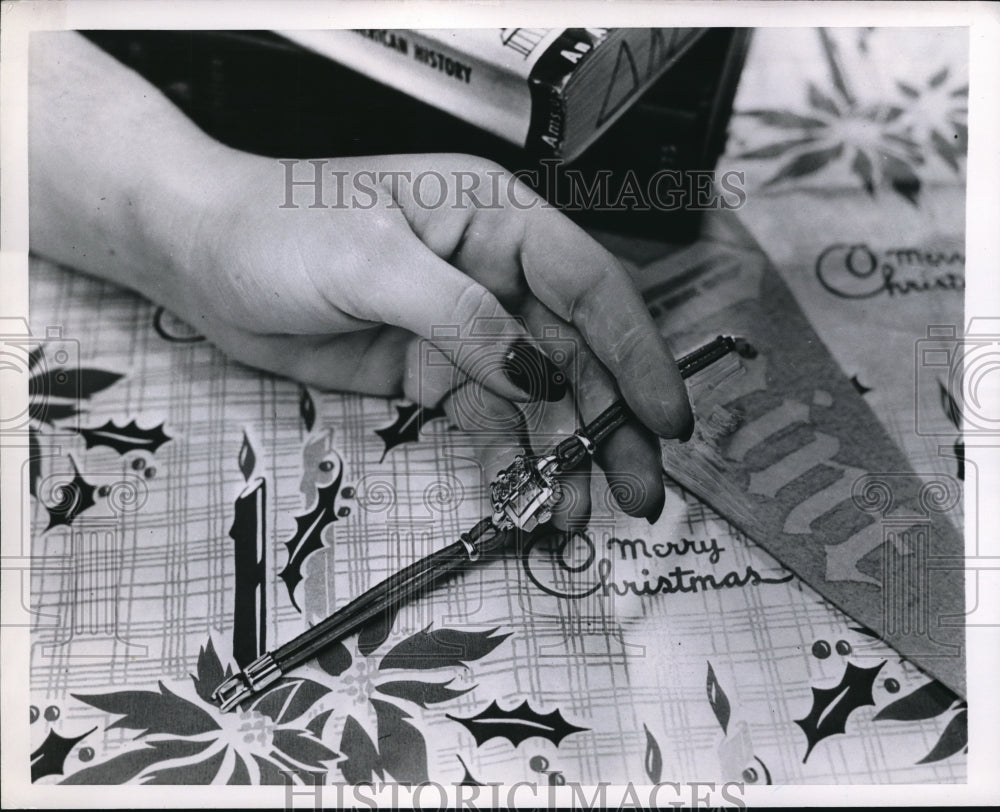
[518, 207, 693, 440]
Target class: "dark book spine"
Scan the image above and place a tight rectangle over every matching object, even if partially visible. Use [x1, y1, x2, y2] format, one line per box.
[526, 28, 610, 157]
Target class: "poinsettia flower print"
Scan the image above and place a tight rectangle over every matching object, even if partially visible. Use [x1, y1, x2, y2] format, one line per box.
[59, 624, 510, 785]
[893, 66, 968, 171]
[59, 639, 338, 785]
[313, 623, 509, 785]
[735, 31, 966, 203]
[738, 81, 927, 202]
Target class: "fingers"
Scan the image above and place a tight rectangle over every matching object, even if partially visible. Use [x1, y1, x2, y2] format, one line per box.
[358, 158, 688, 440]
[440, 382, 528, 495]
[517, 208, 694, 441]
[353, 219, 567, 407]
[597, 428, 665, 525]
[205, 321, 497, 423]
[201, 322, 413, 396]
[522, 300, 664, 523]
[525, 379, 592, 531]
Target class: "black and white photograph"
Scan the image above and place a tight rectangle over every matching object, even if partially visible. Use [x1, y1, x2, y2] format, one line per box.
[2, 1, 998, 807]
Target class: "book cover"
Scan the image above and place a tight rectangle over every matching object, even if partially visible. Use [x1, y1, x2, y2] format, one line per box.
[281, 28, 707, 161]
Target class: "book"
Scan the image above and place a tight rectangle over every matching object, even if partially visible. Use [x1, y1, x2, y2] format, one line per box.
[279, 28, 707, 162]
[84, 29, 749, 242]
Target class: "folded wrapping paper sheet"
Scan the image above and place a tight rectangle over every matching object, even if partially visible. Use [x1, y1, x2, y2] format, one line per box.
[719, 28, 967, 503]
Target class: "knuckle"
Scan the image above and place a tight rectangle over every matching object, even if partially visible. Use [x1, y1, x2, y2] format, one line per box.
[453, 284, 500, 332]
[574, 351, 617, 409]
[608, 322, 650, 368]
[567, 263, 618, 325]
[446, 153, 508, 178]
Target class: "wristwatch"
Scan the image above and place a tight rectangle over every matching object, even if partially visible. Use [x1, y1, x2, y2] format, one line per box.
[213, 335, 742, 710]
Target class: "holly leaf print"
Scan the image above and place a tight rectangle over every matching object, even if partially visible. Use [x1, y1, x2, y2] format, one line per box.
[44, 456, 96, 530]
[378, 625, 511, 671]
[456, 754, 484, 786]
[29, 400, 80, 425]
[375, 403, 446, 462]
[795, 661, 885, 762]
[72, 682, 221, 738]
[706, 661, 732, 734]
[31, 727, 97, 782]
[280, 472, 344, 611]
[446, 700, 587, 748]
[78, 419, 172, 456]
[29, 367, 122, 402]
[375, 678, 474, 709]
[874, 679, 960, 722]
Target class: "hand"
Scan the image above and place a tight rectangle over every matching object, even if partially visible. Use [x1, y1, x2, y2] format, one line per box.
[170, 152, 692, 526]
[29, 33, 693, 528]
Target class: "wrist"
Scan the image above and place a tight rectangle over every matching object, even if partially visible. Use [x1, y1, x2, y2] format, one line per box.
[135, 135, 245, 311]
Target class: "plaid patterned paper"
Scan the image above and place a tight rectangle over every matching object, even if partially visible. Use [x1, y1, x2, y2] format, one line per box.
[27, 205, 965, 785]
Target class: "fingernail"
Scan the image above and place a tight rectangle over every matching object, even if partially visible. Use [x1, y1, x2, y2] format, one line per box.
[661, 403, 695, 442]
[678, 413, 695, 442]
[502, 338, 567, 402]
[645, 497, 665, 526]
